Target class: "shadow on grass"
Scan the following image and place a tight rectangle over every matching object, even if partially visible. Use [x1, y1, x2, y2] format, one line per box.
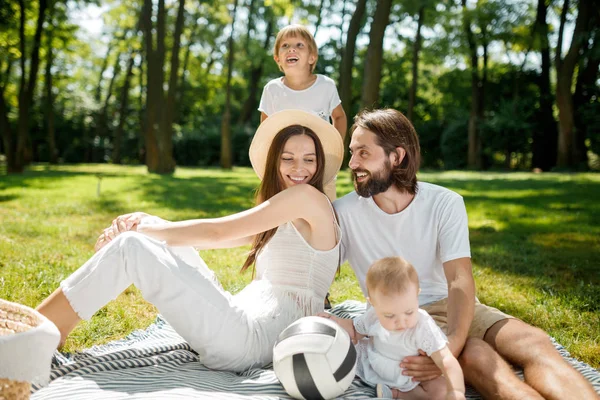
[426, 176, 600, 313]
[0, 168, 130, 192]
[137, 174, 258, 217]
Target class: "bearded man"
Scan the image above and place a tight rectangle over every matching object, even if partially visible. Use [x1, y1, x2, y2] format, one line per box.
[333, 108, 597, 399]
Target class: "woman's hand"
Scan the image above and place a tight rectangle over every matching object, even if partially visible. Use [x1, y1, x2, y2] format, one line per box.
[317, 312, 359, 344]
[94, 212, 151, 253]
[110, 212, 150, 236]
[94, 229, 112, 252]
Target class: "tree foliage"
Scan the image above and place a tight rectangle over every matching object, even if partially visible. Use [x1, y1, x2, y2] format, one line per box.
[0, 0, 598, 173]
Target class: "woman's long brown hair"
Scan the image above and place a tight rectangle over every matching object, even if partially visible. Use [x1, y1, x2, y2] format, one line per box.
[240, 125, 326, 275]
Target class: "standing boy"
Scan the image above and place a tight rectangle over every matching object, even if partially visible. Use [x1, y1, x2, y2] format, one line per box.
[259, 24, 346, 200]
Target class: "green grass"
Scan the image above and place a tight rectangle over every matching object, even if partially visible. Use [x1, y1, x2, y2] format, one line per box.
[0, 165, 598, 369]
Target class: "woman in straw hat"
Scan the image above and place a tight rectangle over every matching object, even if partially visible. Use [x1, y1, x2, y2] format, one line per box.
[36, 110, 344, 372]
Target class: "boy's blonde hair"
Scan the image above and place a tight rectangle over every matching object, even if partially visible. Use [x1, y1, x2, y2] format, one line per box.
[273, 25, 318, 72]
[366, 257, 420, 297]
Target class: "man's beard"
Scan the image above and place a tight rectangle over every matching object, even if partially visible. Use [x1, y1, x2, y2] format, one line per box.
[352, 160, 394, 197]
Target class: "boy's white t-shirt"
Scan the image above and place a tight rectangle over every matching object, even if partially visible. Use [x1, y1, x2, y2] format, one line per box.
[334, 182, 471, 306]
[258, 74, 341, 121]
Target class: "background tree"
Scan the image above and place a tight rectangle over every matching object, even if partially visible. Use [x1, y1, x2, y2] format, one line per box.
[141, 0, 186, 174]
[555, 0, 594, 169]
[531, 0, 557, 171]
[220, 0, 239, 169]
[360, 0, 393, 108]
[0, 0, 598, 173]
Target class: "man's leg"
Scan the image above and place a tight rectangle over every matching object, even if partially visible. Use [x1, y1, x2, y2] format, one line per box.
[459, 337, 543, 400]
[484, 319, 598, 400]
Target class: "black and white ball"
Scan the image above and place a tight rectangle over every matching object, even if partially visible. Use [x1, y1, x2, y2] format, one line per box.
[273, 316, 357, 400]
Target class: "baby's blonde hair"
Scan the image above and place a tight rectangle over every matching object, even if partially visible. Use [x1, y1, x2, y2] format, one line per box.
[273, 25, 318, 72]
[366, 257, 420, 298]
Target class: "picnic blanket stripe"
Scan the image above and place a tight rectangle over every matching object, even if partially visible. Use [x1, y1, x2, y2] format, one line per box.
[32, 300, 600, 399]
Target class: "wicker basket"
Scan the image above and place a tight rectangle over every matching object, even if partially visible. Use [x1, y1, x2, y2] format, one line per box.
[0, 299, 59, 400]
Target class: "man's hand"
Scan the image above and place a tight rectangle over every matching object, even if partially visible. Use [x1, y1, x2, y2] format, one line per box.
[317, 313, 358, 344]
[447, 390, 466, 400]
[400, 349, 442, 382]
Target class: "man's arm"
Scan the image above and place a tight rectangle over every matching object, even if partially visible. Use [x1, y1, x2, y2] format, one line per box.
[443, 257, 475, 357]
[400, 257, 475, 381]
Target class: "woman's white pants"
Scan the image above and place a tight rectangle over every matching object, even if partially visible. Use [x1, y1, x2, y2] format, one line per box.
[60, 232, 261, 371]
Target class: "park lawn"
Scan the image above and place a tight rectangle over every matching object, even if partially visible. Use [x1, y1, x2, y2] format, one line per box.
[0, 164, 598, 368]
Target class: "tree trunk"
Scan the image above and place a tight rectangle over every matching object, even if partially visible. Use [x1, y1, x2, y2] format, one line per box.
[44, 27, 57, 164]
[142, 0, 175, 173]
[164, 0, 186, 149]
[1, 56, 15, 170]
[97, 52, 121, 133]
[13, 0, 48, 172]
[407, 3, 425, 123]
[0, 90, 15, 172]
[95, 42, 113, 103]
[531, 0, 557, 171]
[360, 0, 393, 108]
[555, 0, 592, 168]
[114, 52, 136, 164]
[339, 0, 367, 118]
[221, 0, 239, 169]
[177, 22, 200, 124]
[337, 0, 350, 56]
[462, 0, 481, 169]
[137, 52, 146, 163]
[313, 0, 327, 39]
[244, 0, 257, 51]
[238, 14, 274, 124]
[573, 25, 599, 170]
[478, 31, 488, 169]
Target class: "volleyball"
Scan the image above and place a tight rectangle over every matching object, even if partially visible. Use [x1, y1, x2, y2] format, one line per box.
[273, 316, 357, 400]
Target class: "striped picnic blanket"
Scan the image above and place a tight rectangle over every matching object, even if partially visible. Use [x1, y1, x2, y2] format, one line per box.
[32, 301, 600, 399]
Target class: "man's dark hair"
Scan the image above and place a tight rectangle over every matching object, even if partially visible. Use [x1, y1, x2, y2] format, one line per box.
[351, 109, 421, 194]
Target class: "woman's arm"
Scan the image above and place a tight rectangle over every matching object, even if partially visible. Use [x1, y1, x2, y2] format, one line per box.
[137, 184, 331, 248]
[430, 346, 466, 400]
[317, 313, 366, 343]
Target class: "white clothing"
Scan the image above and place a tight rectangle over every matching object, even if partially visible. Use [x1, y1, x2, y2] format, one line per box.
[258, 74, 341, 121]
[61, 217, 340, 372]
[334, 182, 471, 305]
[354, 307, 448, 391]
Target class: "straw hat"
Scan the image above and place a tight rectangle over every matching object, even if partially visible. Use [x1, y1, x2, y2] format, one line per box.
[249, 110, 344, 185]
[0, 299, 60, 399]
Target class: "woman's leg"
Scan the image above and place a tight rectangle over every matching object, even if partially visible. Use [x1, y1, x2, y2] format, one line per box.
[37, 288, 80, 346]
[38, 232, 255, 370]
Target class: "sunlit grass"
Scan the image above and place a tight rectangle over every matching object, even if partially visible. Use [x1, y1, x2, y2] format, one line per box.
[0, 165, 598, 368]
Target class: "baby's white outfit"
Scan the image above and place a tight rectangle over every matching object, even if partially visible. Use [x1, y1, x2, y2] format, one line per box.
[354, 307, 448, 392]
[61, 214, 340, 372]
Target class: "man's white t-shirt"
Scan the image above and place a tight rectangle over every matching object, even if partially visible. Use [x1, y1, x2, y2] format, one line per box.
[258, 74, 341, 121]
[334, 182, 471, 306]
